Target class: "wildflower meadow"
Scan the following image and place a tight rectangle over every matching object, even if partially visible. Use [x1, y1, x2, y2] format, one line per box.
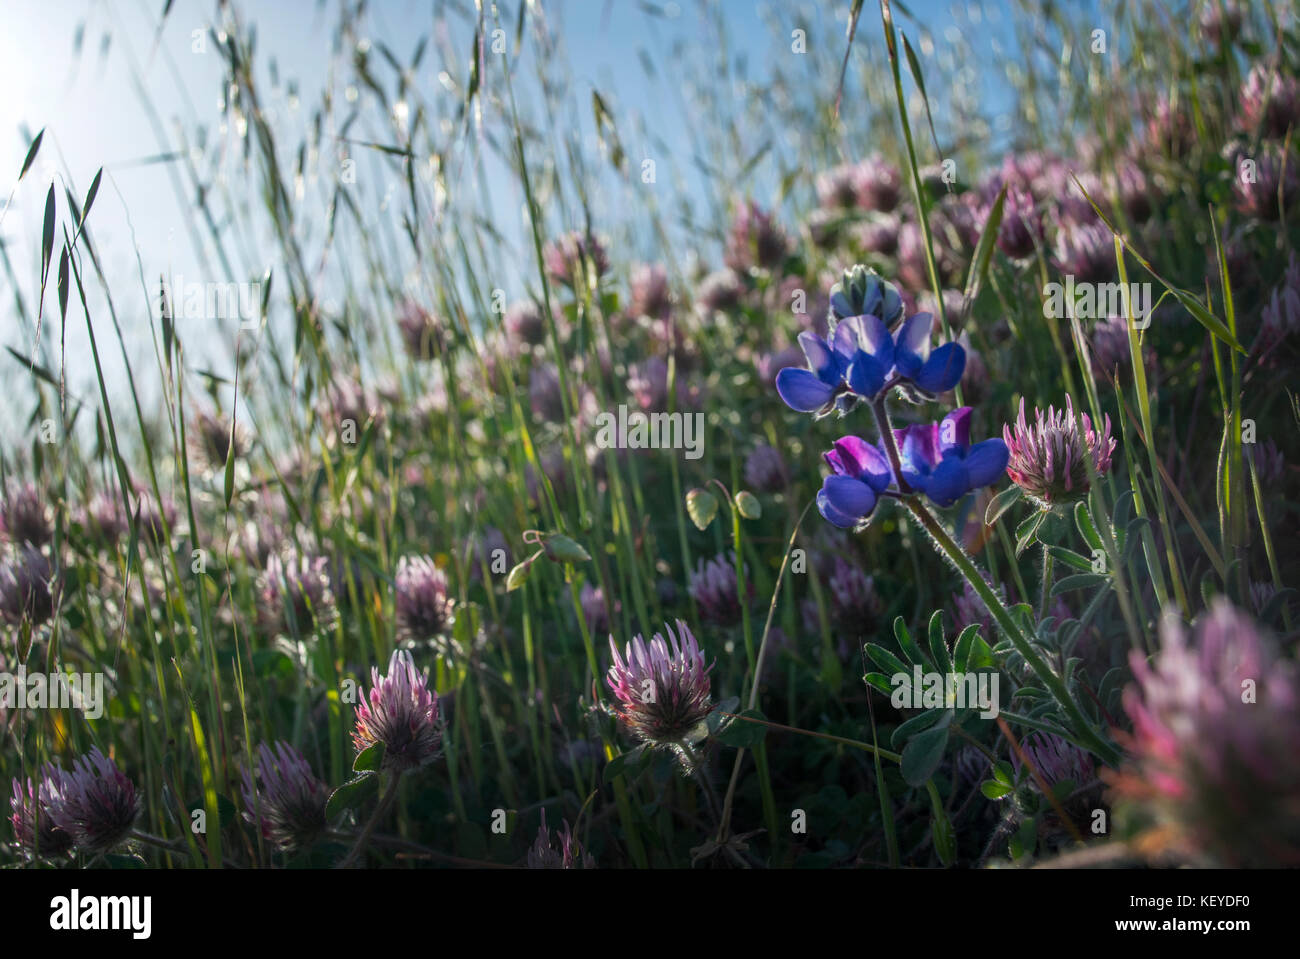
[0, 0, 1297, 935]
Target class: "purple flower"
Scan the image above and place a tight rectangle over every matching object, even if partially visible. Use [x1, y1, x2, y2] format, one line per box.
[892, 408, 1010, 508]
[689, 553, 748, 627]
[1012, 733, 1095, 792]
[81, 491, 130, 548]
[395, 555, 455, 643]
[580, 581, 618, 637]
[1003, 395, 1115, 508]
[352, 649, 444, 773]
[527, 810, 596, 868]
[1114, 600, 1300, 866]
[1, 482, 50, 548]
[1052, 221, 1115, 283]
[259, 550, 337, 636]
[606, 620, 713, 747]
[1240, 62, 1300, 140]
[529, 363, 566, 422]
[855, 154, 902, 213]
[544, 231, 608, 289]
[817, 435, 894, 528]
[1247, 438, 1285, 486]
[240, 741, 329, 852]
[191, 407, 250, 471]
[1233, 147, 1298, 221]
[0, 545, 54, 627]
[9, 776, 73, 859]
[776, 310, 965, 415]
[505, 300, 548, 346]
[629, 263, 672, 320]
[42, 747, 140, 854]
[396, 300, 444, 360]
[815, 163, 863, 210]
[724, 200, 790, 272]
[744, 444, 790, 493]
[995, 185, 1041, 260]
[695, 269, 744, 314]
[1255, 252, 1300, 356]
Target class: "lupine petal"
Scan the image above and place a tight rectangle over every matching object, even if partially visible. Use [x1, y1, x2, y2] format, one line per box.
[914, 342, 967, 394]
[830, 315, 864, 361]
[776, 368, 835, 412]
[798, 331, 839, 382]
[847, 350, 886, 398]
[858, 314, 895, 370]
[964, 439, 1012, 488]
[925, 455, 969, 507]
[818, 476, 877, 527]
[938, 406, 973, 455]
[893, 313, 934, 377]
[831, 436, 894, 492]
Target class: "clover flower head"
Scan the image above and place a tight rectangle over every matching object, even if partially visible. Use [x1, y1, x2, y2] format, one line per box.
[1003, 395, 1115, 508]
[1, 482, 51, 547]
[0, 544, 54, 626]
[689, 553, 749, 627]
[1113, 600, 1300, 866]
[41, 747, 140, 855]
[259, 549, 337, 636]
[395, 555, 455, 643]
[527, 810, 596, 869]
[352, 649, 444, 773]
[240, 741, 329, 852]
[9, 776, 73, 859]
[605, 620, 713, 749]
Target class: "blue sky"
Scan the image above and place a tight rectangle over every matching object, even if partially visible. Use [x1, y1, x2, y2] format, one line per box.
[0, 0, 1023, 443]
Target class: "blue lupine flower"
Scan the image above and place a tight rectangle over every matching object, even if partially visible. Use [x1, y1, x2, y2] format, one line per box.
[817, 435, 894, 528]
[891, 407, 1010, 508]
[773, 318, 868, 417]
[775, 311, 966, 414]
[892, 313, 967, 397]
[816, 408, 1009, 525]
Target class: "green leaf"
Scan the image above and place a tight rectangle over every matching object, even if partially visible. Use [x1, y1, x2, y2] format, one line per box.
[352, 741, 385, 773]
[927, 609, 952, 673]
[325, 772, 379, 819]
[1047, 545, 1094, 572]
[980, 780, 1012, 800]
[985, 484, 1023, 527]
[963, 184, 1007, 306]
[1015, 511, 1046, 556]
[1074, 501, 1104, 552]
[715, 708, 768, 748]
[686, 487, 718, 530]
[1052, 573, 1109, 595]
[602, 743, 650, 784]
[19, 128, 44, 181]
[865, 642, 910, 679]
[901, 725, 949, 788]
[952, 624, 980, 673]
[891, 707, 947, 749]
[893, 616, 930, 670]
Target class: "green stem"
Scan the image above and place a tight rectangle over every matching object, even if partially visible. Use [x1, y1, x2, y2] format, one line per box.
[905, 498, 1121, 768]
